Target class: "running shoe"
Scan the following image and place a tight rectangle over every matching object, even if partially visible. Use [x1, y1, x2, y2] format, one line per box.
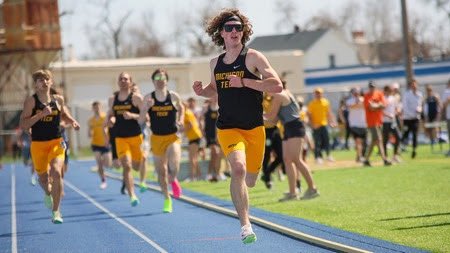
[130, 195, 140, 207]
[241, 224, 257, 244]
[300, 188, 320, 200]
[31, 176, 37, 186]
[171, 178, 182, 199]
[52, 211, 63, 224]
[44, 194, 53, 209]
[139, 182, 147, 193]
[278, 193, 299, 202]
[100, 182, 107, 189]
[392, 155, 402, 163]
[163, 197, 172, 213]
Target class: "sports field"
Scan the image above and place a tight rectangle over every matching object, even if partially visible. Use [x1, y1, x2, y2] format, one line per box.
[8, 144, 447, 252]
[180, 145, 450, 253]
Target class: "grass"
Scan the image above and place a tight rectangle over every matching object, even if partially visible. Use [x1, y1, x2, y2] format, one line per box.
[179, 146, 450, 253]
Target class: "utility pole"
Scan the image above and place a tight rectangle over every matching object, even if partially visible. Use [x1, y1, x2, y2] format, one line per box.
[401, 0, 413, 85]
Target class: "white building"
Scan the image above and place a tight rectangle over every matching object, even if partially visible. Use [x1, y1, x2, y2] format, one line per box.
[248, 29, 360, 70]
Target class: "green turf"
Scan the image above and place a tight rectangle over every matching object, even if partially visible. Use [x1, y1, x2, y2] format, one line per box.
[180, 146, 450, 253]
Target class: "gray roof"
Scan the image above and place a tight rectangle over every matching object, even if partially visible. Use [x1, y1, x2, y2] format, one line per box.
[247, 29, 328, 52]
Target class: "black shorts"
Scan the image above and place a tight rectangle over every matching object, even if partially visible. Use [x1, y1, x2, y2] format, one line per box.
[206, 136, 217, 146]
[189, 138, 201, 145]
[91, 145, 110, 154]
[283, 119, 305, 140]
[427, 113, 438, 123]
[350, 127, 367, 139]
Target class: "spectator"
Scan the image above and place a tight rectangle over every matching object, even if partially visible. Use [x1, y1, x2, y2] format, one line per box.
[184, 97, 204, 181]
[261, 92, 284, 189]
[264, 80, 319, 201]
[423, 84, 441, 150]
[401, 79, 423, 159]
[346, 87, 367, 163]
[338, 98, 351, 150]
[200, 97, 222, 182]
[382, 85, 402, 163]
[363, 81, 392, 166]
[442, 79, 450, 157]
[307, 87, 336, 164]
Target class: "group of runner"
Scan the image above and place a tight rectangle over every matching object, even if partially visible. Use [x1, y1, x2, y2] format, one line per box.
[19, 8, 312, 244]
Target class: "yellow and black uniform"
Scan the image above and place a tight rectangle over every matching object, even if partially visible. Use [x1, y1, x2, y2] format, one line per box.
[184, 108, 203, 145]
[30, 94, 65, 175]
[89, 113, 109, 154]
[214, 47, 265, 173]
[112, 92, 143, 161]
[148, 91, 180, 156]
[204, 105, 218, 146]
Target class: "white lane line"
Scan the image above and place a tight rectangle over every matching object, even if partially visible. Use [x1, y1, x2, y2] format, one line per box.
[11, 164, 18, 253]
[64, 180, 168, 253]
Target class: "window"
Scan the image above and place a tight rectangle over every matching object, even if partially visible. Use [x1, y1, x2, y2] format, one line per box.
[329, 54, 336, 68]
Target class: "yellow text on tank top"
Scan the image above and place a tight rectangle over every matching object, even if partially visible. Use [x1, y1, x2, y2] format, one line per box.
[215, 71, 244, 89]
[151, 105, 174, 117]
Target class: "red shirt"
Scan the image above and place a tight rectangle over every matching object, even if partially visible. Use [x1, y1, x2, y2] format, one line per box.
[364, 90, 386, 127]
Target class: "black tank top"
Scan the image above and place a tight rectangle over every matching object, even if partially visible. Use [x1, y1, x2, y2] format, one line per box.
[214, 47, 263, 129]
[31, 94, 61, 141]
[425, 95, 438, 117]
[148, 91, 178, 135]
[204, 105, 218, 138]
[113, 92, 141, 137]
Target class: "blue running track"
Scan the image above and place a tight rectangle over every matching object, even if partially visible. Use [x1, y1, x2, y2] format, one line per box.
[0, 160, 427, 253]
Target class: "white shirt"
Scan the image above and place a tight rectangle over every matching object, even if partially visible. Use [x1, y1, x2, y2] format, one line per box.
[346, 96, 367, 128]
[442, 88, 450, 120]
[402, 89, 423, 120]
[383, 95, 398, 123]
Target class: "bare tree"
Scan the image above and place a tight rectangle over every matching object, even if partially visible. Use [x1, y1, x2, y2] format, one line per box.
[364, 0, 398, 42]
[84, 0, 132, 59]
[182, 0, 222, 56]
[120, 11, 167, 58]
[303, 11, 340, 31]
[426, 0, 450, 19]
[274, 0, 299, 32]
[303, 1, 361, 36]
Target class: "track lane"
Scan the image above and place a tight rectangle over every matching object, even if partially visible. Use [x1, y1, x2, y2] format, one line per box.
[1, 160, 427, 253]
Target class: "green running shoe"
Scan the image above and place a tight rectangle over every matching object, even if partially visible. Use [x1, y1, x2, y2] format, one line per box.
[52, 211, 63, 224]
[139, 182, 147, 193]
[44, 194, 53, 210]
[241, 225, 257, 244]
[130, 195, 140, 207]
[163, 197, 172, 213]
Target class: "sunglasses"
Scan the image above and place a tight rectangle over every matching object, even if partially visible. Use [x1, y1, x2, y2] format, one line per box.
[153, 74, 167, 81]
[223, 24, 243, 32]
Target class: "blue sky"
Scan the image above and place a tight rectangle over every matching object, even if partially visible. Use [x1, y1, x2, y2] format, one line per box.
[57, 0, 445, 59]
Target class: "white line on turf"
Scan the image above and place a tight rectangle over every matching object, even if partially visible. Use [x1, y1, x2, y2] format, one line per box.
[11, 164, 18, 253]
[65, 180, 168, 253]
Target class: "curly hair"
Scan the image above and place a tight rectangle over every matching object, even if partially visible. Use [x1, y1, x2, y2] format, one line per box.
[205, 8, 253, 49]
